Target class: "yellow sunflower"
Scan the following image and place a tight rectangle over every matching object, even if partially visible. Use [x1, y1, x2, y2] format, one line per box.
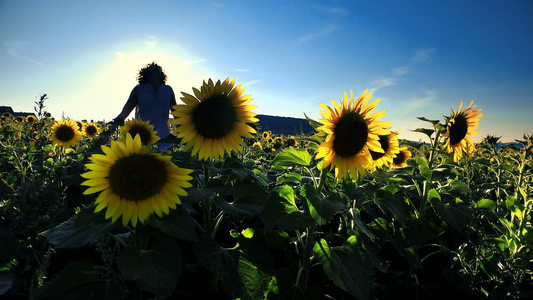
[315, 89, 391, 180]
[25, 115, 37, 123]
[391, 147, 412, 168]
[252, 141, 263, 149]
[171, 78, 258, 160]
[83, 122, 100, 138]
[81, 133, 194, 227]
[50, 119, 83, 147]
[369, 130, 400, 170]
[262, 131, 271, 140]
[443, 100, 483, 162]
[120, 118, 160, 145]
[286, 136, 298, 147]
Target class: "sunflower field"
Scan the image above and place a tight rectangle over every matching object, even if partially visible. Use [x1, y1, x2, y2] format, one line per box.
[1, 83, 532, 300]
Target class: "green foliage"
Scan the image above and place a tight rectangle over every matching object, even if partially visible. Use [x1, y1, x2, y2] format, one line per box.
[2, 106, 533, 299]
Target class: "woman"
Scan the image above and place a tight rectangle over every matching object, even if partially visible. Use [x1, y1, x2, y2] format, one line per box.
[116, 62, 177, 138]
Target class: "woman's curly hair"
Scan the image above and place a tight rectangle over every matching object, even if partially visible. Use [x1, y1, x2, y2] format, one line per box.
[137, 62, 167, 85]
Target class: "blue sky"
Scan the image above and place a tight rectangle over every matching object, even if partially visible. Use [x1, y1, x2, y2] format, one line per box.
[1, 0, 532, 142]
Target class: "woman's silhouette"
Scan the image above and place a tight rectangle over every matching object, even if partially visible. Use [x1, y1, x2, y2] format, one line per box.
[116, 62, 177, 139]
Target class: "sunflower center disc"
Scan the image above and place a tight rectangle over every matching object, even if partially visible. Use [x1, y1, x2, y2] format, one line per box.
[370, 135, 389, 160]
[86, 126, 97, 135]
[333, 112, 368, 158]
[56, 125, 75, 141]
[449, 114, 468, 145]
[393, 151, 405, 165]
[129, 126, 152, 145]
[193, 94, 237, 139]
[108, 154, 167, 202]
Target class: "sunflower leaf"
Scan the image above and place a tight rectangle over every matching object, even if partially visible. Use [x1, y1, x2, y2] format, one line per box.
[313, 239, 373, 300]
[237, 253, 272, 299]
[301, 183, 344, 225]
[412, 128, 435, 139]
[119, 235, 182, 298]
[41, 206, 116, 249]
[429, 191, 472, 232]
[272, 147, 311, 168]
[214, 180, 268, 218]
[48, 260, 122, 300]
[0, 270, 13, 296]
[193, 235, 243, 297]
[151, 205, 198, 241]
[416, 116, 441, 125]
[304, 113, 322, 130]
[262, 186, 314, 230]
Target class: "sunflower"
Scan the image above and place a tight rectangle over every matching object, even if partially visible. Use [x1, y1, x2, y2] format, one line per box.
[120, 118, 160, 145]
[391, 147, 412, 168]
[171, 78, 258, 160]
[315, 89, 391, 180]
[262, 131, 271, 140]
[25, 115, 37, 123]
[286, 136, 298, 147]
[81, 133, 194, 227]
[83, 123, 100, 138]
[252, 141, 263, 149]
[443, 100, 483, 162]
[50, 119, 83, 147]
[369, 130, 400, 170]
[76, 121, 85, 131]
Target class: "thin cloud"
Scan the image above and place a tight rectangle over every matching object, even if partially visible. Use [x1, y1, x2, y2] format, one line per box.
[393, 66, 409, 75]
[296, 24, 337, 45]
[144, 36, 157, 48]
[370, 77, 397, 92]
[5, 41, 42, 65]
[326, 7, 350, 15]
[413, 48, 435, 63]
[404, 89, 437, 113]
[244, 79, 262, 86]
[235, 68, 251, 73]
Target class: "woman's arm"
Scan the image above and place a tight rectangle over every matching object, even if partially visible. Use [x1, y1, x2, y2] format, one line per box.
[118, 86, 139, 119]
[169, 87, 177, 111]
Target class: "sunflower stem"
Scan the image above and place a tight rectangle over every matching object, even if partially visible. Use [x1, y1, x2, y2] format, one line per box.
[211, 211, 225, 239]
[107, 232, 128, 248]
[316, 168, 329, 195]
[422, 126, 442, 211]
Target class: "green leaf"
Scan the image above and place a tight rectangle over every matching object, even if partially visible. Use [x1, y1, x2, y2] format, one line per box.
[277, 173, 302, 185]
[406, 211, 446, 245]
[119, 235, 181, 298]
[49, 260, 122, 300]
[412, 128, 435, 139]
[430, 195, 473, 232]
[151, 205, 198, 241]
[301, 183, 343, 225]
[0, 270, 13, 296]
[489, 237, 507, 252]
[299, 131, 327, 148]
[427, 188, 441, 201]
[223, 156, 256, 181]
[304, 112, 322, 130]
[415, 157, 432, 180]
[214, 180, 268, 218]
[42, 206, 116, 249]
[238, 229, 274, 273]
[474, 199, 497, 211]
[416, 116, 441, 125]
[193, 235, 243, 296]
[238, 255, 271, 300]
[313, 239, 373, 300]
[272, 147, 311, 168]
[373, 190, 408, 226]
[262, 186, 314, 230]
